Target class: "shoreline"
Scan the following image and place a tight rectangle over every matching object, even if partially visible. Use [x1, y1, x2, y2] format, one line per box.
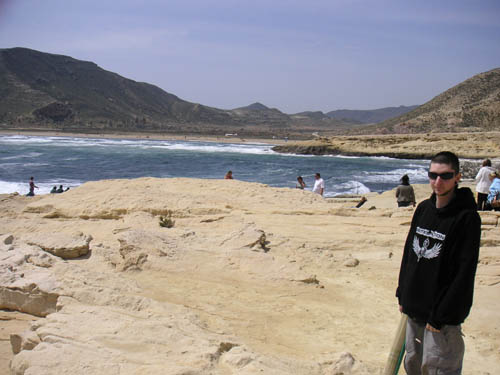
[0, 130, 490, 196]
[0, 180, 478, 201]
[3, 129, 500, 161]
[0, 129, 286, 146]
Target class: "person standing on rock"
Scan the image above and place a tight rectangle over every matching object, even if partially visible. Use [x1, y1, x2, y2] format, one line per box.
[312, 173, 324, 196]
[27, 176, 38, 196]
[395, 174, 416, 207]
[475, 159, 494, 210]
[396, 151, 481, 374]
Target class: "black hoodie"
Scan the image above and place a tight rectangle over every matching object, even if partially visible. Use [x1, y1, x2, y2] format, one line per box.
[396, 187, 481, 329]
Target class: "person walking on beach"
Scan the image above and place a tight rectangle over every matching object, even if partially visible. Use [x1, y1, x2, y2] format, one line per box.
[27, 176, 38, 196]
[475, 159, 494, 210]
[224, 171, 233, 179]
[396, 151, 481, 374]
[312, 173, 324, 196]
[395, 174, 416, 207]
[296, 176, 306, 189]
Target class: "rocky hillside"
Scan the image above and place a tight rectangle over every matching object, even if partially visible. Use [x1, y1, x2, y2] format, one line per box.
[326, 105, 419, 124]
[0, 48, 235, 131]
[352, 68, 500, 134]
[0, 48, 349, 137]
[2, 48, 497, 137]
[231, 102, 291, 127]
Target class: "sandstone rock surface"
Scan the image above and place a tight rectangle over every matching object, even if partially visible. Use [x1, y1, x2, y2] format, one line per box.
[0, 245, 60, 317]
[0, 177, 498, 374]
[25, 232, 92, 259]
[273, 132, 500, 160]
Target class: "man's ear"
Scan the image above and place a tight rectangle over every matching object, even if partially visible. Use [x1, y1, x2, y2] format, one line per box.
[455, 172, 462, 185]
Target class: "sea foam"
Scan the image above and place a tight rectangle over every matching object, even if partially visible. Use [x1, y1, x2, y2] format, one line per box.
[0, 179, 81, 195]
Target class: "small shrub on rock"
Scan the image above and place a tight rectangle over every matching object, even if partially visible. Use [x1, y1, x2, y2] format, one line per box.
[159, 212, 175, 228]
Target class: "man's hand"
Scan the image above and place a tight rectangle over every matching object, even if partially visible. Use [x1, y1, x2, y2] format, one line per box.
[399, 305, 403, 313]
[426, 323, 440, 333]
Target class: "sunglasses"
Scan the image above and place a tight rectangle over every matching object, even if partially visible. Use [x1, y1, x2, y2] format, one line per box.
[428, 171, 455, 180]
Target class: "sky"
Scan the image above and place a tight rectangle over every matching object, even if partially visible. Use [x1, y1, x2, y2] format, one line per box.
[0, 0, 499, 114]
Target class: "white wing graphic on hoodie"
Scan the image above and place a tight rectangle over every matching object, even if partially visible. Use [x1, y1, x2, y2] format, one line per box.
[413, 236, 442, 262]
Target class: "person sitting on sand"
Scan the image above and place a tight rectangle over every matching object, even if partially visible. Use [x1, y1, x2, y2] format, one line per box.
[224, 171, 233, 179]
[296, 176, 306, 189]
[56, 185, 64, 193]
[26, 176, 38, 197]
[486, 170, 500, 211]
[355, 196, 367, 208]
[50, 186, 58, 194]
[395, 174, 416, 207]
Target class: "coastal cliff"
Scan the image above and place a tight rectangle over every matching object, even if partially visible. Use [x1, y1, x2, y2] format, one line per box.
[272, 132, 500, 159]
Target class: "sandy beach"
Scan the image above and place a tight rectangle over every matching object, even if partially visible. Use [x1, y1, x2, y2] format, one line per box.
[1, 177, 498, 374]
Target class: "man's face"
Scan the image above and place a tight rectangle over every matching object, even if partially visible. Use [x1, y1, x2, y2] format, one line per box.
[428, 162, 461, 197]
[315, 174, 320, 180]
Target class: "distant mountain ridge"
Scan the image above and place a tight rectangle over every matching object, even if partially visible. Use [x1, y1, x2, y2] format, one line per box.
[1, 47, 497, 137]
[234, 102, 271, 111]
[326, 105, 419, 124]
[0, 48, 357, 137]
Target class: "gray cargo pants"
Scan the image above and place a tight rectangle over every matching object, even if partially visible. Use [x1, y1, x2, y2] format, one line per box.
[404, 317, 465, 375]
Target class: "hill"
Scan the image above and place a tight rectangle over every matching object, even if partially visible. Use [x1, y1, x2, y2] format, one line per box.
[234, 102, 271, 111]
[2, 48, 497, 137]
[326, 105, 419, 124]
[231, 102, 292, 127]
[0, 48, 350, 138]
[0, 48, 237, 131]
[350, 68, 500, 134]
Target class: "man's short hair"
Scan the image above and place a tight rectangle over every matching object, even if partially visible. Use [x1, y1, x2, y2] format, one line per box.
[315, 173, 321, 178]
[430, 151, 460, 174]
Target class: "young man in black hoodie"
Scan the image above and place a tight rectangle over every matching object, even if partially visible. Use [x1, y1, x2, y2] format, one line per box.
[396, 151, 481, 374]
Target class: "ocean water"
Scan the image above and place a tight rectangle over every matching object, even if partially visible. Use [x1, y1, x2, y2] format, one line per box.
[0, 135, 429, 197]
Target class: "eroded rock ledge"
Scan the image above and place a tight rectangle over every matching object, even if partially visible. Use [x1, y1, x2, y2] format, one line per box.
[272, 132, 500, 159]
